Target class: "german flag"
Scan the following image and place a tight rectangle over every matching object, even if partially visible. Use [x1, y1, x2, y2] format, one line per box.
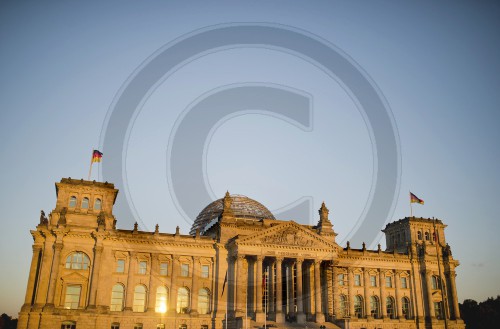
[92, 150, 103, 163]
[410, 192, 424, 205]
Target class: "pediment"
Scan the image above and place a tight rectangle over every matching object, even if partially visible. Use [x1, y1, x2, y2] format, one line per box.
[61, 271, 88, 282]
[237, 221, 337, 250]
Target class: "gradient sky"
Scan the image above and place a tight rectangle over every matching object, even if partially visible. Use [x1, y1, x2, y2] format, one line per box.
[1, 0, 499, 317]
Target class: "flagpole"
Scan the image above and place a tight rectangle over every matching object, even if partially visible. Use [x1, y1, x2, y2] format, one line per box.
[88, 149, 94, 181]
[409, 191, 413, 218]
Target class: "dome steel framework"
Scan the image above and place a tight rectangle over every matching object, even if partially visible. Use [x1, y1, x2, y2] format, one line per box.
[190, 194, 275, 235]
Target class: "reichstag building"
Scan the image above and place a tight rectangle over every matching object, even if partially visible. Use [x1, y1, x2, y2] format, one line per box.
[17, 178, 465, 329]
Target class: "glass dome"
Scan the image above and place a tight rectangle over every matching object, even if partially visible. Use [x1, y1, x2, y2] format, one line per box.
[190, 194, 275, 235]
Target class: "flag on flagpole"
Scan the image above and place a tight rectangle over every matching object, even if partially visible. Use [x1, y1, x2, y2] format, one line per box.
[92, 150, 103, 163]
[410, 192, 424, 205]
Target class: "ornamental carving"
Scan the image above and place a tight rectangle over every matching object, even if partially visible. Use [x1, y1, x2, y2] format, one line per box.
[260, 228, 314, 247]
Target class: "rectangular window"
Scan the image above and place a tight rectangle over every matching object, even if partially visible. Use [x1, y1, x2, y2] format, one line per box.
[401, 277, 408, 289]
[134, 324, 143, 329]
[201, 326, 209, 329]
[338, 273, 345, 286]
[61, 322, 76, 329]
[156, 325, 165, 329]
[138, 261, 147, 274]
[111, 323, 120, 329]
[116, 259, 125, 273]
[64, 285, 81, 309]
[160, 262, 168, 276]
[201, 265, 210, 278]
[181, 264, 189, 277]
[354, 274, 361, 286]
[385, 276, 393, 288]
[370, 275, 377, 287]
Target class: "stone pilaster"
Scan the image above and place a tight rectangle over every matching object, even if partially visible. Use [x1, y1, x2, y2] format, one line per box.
[425, 271, 436, 318]
[34, 235, 55, 308]
[124, 252, 137, 311]
[168, 255, 179, 314]
[348, 268, 355, 317]
[21, 245, 42, 311]
[235, 255, 247, 317]
[363, 269, 370, 319]
[379, 270, 387, 318]
[191, 256, 200, 315]
[87, 244, 104, 308]
[395, 271, 402, 319]
[45, 242, 63, 307]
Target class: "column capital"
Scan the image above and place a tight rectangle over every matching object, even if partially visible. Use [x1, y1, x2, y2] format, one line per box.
[32, 245, 43, 252]
[53, 243, 63, 251]
[275, 256, 284, 263]
[296, 257, 304, 265]
[236, 254, 246, 261]
[314, 259, 323, 265]
[256, 255, 265, 262]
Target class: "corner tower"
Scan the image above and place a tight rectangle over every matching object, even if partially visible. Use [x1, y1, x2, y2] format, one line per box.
[46, 178, 119, 230]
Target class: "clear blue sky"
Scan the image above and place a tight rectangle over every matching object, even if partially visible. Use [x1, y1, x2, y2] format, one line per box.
[1, 0, 499, 317]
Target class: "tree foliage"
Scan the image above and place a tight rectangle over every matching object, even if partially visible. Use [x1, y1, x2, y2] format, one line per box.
[0, 314, 17, 329]
[460, 296, 500, 329]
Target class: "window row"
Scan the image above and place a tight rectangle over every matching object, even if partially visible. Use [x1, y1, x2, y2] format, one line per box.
[339, 295, 411, 319]
[68, 196, 101, 210]
[115, 259, 210, 278]
[417, 230, 437, 241]
[109, 284, 211, 314]
[337, 273, 408, 288]
[63, 322, 207, 329]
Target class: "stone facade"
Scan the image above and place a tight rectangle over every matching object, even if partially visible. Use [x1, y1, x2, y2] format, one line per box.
[17, 178, 465, 329]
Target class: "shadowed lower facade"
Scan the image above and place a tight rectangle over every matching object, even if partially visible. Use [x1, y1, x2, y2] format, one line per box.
[18, 178, 465, 329]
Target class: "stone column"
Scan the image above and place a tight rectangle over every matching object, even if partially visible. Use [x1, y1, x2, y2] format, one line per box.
[379, 270, 387, 318]
[191, 256, 200, 315]
[21, 246, 42, 310]
[395, 271, 402, 319]
[363, 269, 370, 319]
[87, 245, 104, 308]
[34, 236, 54, 308]
[255, 256, 265, 322]
[348, 268, 355, 317]
[314, 260, 325, 322]
[45, 242, 63, 307]
[287, 261, 295, 317]
[275, 257, 284, 323]
[332, 266, 340, 318]
[425, 271, 436, 318]
[236, 255, 247, 316]
[447, 271, 460, 319]
[125, 252, 137, 311]
[296, 259, 306, 323]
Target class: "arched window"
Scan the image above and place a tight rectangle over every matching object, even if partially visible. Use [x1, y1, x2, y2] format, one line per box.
[370, 296, 380, 318]
[133, 285, 147, 312]
[198, 288, 210, 314]
[65, 252, 90, 270]
[354, 295, 363, 318]
[155, 286, 168, 313]
[81, 197, 89, 209]
[110, 284, 125, 311]
[417, 231, 422, 240]
[177, 287, 190, 313]
[61, 321, 76, 329]
[402, 297, 411, 319]
[69, 196, 77, 208]
[339, 294, 348, 317]
[386, 296, 396, 319]
[425, 231, 430, 241]
[94, 198, 102, 210]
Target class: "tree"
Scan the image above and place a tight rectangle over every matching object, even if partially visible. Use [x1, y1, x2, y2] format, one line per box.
[460, 296, 500, 329]
[0, 313, 18, 329]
